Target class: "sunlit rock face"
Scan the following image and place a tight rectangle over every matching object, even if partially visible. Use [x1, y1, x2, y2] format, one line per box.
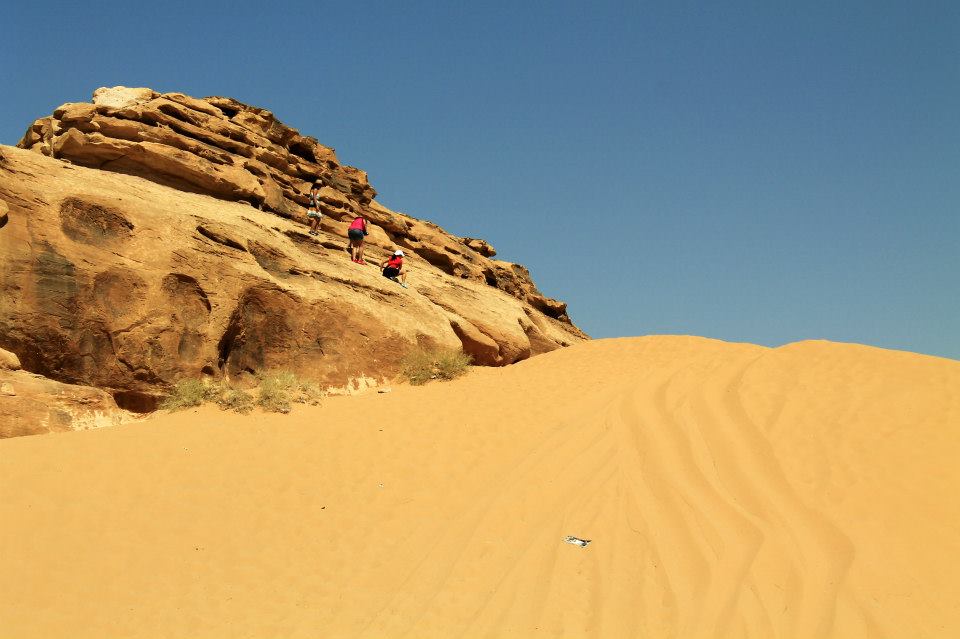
[1, 88, 586, 435]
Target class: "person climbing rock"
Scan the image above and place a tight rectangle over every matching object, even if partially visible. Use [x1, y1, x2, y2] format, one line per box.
[348, 215, 369, 263]
[306, 180, 323, 236]
[381, 250, 409, 288]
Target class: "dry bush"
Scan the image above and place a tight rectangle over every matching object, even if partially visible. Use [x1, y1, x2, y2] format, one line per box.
[402, 347, 472, 386]
[256, 371, 324, 413]
[217, 387, 254, 414]
[159, 379, 221, 411]
[161, 372, 323, 414]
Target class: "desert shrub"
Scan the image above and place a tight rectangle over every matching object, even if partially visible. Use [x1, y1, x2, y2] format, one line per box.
[159, 379, 222, 411]
[256, 371, 324, 413]
[402, 347, 472, 386]
[159, 373, 322, 414]
[434, 349, 473, 381]
[217, 387, 254, 414]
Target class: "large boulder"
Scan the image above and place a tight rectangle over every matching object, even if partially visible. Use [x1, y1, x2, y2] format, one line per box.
[0, 367, 131, 438]
[92, 86, 157, 109]
[0, 347, 21, 371]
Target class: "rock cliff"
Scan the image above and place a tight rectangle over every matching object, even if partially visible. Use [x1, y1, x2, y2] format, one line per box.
[1, 87, 586, 435]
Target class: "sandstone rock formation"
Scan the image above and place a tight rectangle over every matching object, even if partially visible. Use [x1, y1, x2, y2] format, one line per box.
[0, 346, 19, 371]
[0, 348, 131, 438]
[17, 87, 575, 321]
[2, 88, 586, 435]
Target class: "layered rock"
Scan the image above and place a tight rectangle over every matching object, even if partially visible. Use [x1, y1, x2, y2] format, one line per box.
[18, 87, 575, 322]
[2, 91, 586, 436]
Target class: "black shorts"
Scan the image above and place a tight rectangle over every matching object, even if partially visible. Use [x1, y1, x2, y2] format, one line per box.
[382, 267, 400, 279]
[348, 229, 365, 241]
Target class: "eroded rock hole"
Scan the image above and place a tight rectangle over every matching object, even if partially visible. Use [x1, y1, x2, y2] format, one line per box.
[289, 140, 317, 163]
[161, 273, 211, 314]
[59, 197, 134, 246]
[113, 390, 159, 413]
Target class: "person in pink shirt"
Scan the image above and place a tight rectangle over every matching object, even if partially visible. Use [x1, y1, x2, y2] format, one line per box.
[380, 249, 409, 288]
[347, 216, 368, 264]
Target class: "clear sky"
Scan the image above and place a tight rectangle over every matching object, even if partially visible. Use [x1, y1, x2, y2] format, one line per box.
[4, 1, 958, 359]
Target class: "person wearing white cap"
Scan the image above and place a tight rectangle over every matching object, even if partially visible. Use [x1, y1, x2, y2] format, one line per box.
[380, 249, 409, 288]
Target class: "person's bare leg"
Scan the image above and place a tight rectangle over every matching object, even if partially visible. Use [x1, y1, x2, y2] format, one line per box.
[399, 270, 409, 287]
[357, 241, 366, 264]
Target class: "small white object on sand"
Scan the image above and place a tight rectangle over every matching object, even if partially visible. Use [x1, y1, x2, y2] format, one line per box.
[563, 536, 591, 547]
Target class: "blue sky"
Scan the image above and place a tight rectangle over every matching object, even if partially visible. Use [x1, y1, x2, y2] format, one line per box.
[3, 1, 958, 359]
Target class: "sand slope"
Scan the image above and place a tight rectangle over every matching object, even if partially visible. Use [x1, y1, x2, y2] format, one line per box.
[2, 336, 958, 638]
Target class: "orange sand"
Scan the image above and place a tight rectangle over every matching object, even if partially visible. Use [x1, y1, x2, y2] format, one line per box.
[2, 336, 959, 638]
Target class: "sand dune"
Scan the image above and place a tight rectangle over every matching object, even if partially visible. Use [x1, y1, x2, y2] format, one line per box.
[2, 336, 958, 638]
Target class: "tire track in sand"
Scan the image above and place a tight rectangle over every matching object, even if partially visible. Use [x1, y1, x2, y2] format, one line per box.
[684, 351, 854, 638]
[362, 345, 855, 638]
[612, 363, 768, 638]
[606, 346, 853, 638]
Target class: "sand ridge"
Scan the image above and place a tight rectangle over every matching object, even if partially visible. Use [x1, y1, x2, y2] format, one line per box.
[1, 336, 958, 637]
